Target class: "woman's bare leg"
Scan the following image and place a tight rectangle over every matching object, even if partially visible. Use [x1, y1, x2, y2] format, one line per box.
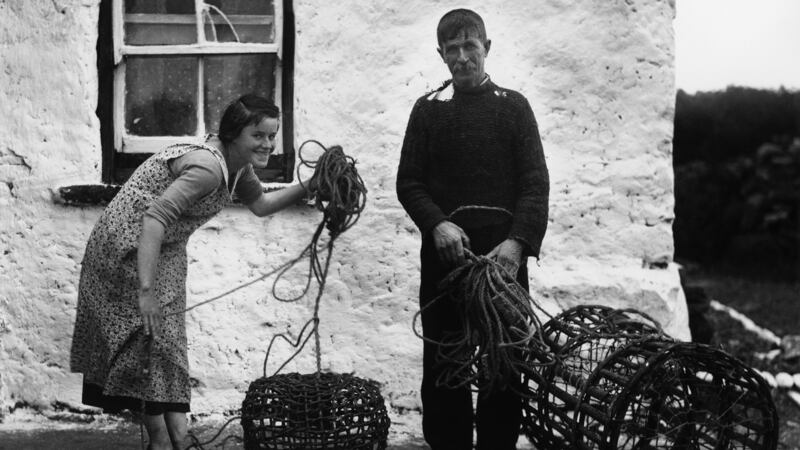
[143, 414, 172, 450]
[164, 411, 188, 450]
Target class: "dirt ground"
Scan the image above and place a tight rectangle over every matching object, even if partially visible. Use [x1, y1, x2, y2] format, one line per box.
[0, 408, 539, 449]
[0, 409, 430, 450]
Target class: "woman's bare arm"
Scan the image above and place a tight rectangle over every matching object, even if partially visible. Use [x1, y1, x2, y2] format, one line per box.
[138, 216, 166, 337]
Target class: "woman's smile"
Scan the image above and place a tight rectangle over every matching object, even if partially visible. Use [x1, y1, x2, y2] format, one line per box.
[227, 117, 280, 170]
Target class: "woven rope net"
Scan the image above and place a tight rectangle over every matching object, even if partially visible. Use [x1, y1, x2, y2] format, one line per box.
[522, 305, 779, 450]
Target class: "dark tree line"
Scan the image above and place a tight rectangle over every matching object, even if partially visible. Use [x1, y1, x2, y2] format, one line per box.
[672, 87, 800, 278]
[674, 87, 800, 164]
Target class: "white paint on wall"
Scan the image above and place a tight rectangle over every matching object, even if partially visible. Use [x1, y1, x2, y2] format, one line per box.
[0, 0, 686, 416]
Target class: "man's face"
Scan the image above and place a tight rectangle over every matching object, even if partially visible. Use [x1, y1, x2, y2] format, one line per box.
[438, 30, 491, 89]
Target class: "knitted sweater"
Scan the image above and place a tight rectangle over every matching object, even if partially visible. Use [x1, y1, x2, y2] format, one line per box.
[396, 78, 549, 257]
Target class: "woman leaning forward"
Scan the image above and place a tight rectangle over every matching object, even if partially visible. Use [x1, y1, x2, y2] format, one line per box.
[70, 95, 314, 450]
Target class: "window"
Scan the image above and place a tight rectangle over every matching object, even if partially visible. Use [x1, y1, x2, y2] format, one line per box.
[98, 0, 295, 184]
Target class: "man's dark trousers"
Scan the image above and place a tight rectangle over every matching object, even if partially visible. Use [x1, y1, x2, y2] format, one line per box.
[419, 222, 528, 450]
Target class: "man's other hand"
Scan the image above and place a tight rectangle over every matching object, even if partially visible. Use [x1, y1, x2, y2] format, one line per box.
[432, 221, 471, 267]
[488, 238, 524, 276]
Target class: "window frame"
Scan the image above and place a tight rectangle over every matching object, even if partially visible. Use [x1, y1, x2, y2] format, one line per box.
[99, 0, 295, 184]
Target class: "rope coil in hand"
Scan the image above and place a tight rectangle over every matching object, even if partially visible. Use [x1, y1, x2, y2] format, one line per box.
[413, 248, 557, 394]
[298, 140, 367, 238]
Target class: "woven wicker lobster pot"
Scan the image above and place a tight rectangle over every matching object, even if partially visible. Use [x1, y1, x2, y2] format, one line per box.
[539, 304, 666, 352]
[522, 307, 779, 450]
[241, 372, 390, 450]
[522, 305, 669, 449]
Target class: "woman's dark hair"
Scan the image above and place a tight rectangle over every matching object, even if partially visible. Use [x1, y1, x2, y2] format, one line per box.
[436, 8, 487, 47]
[218, 94, 280, 144]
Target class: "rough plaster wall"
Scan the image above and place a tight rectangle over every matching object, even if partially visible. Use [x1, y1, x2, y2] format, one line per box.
[291, 1, 687, 413]
[0, 0, 685, 415]
[0, 0, 104, 410]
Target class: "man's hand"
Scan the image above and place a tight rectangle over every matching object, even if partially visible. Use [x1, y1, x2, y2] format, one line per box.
[138, 288, 161, 338]
[487, 238, 524, 276]
[432, 221, 471, 267]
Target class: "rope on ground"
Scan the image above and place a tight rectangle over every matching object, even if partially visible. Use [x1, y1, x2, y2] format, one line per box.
[183, 416, 243, 449]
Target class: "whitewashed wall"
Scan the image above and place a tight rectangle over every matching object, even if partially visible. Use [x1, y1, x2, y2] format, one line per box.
[0, 0, 686, 415]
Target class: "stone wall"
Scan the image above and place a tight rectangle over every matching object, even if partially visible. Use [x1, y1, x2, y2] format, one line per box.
[0, 0, 685, 415]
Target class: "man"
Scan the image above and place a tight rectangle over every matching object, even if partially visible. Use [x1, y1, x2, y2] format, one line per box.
[396, 8, 549, 450]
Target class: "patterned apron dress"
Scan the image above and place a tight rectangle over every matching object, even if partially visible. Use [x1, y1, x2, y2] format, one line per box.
[70, 142, 233, 410]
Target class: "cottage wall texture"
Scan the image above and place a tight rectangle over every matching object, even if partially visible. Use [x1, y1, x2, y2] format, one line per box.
[0, 0, 685, 415]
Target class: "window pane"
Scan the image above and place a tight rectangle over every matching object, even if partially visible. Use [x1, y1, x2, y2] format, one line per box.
[204, 54, 276, 136]
[203, 0, 275, 43]
[206, 0, 274, 15]
[124, 0, 196, 45]
[126, 56, 198, 136]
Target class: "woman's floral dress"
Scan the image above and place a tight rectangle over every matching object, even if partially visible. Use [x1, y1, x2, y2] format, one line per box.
[70, 142, 233, 408]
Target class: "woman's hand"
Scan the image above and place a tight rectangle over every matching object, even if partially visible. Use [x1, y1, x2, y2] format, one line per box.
[306, 173, 319, 197]
[138, 288, 161, 338]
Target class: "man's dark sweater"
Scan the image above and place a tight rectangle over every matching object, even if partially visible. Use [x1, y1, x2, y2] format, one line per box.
[396, 78, 549, 257]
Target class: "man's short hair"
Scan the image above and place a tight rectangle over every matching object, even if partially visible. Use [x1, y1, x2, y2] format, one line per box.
[436, 8, 487, 46]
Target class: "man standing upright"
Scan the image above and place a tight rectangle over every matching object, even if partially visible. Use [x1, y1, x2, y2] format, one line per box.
[396, 8, 550, 450]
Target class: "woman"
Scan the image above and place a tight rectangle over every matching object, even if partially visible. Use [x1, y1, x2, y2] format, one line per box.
[70, 95, 313, 449]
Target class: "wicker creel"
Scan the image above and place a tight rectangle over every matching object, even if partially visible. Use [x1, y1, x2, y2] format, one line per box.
[523, 332, 779, 450]
[241, 372, 391, 450]
[540, 304, 666, 352]
[523, 306, 670, 449]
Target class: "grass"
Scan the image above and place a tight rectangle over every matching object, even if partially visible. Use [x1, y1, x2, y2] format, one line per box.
[687, 263, 800, 337]
[682, 259, 800, 449]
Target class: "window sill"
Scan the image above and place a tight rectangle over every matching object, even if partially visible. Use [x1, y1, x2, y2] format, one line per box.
[109, 152, 292, 184]
[56, 184, 121, 206]
[54, 183, 305, 207]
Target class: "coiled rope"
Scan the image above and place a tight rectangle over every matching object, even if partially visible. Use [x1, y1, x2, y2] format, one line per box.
[265, 140, 367, 376]
[413, 243, 557, 394]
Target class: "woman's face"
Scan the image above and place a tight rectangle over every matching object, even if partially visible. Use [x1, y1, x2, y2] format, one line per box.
[229, 117, 279, 169]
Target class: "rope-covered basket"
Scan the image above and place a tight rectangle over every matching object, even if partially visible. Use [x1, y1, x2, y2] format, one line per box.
[523, 324, 779, 449]
[241, 372, 390, 450]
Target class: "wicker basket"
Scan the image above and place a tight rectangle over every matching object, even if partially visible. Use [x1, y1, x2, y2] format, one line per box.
[522, 310, 779, 450]
[540, 304, 666, 352]
[241, 372, 390, 450]
[523, 306, 670, 448]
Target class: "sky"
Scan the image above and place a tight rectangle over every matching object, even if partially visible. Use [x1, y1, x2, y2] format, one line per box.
[674, 0, 800, 93]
